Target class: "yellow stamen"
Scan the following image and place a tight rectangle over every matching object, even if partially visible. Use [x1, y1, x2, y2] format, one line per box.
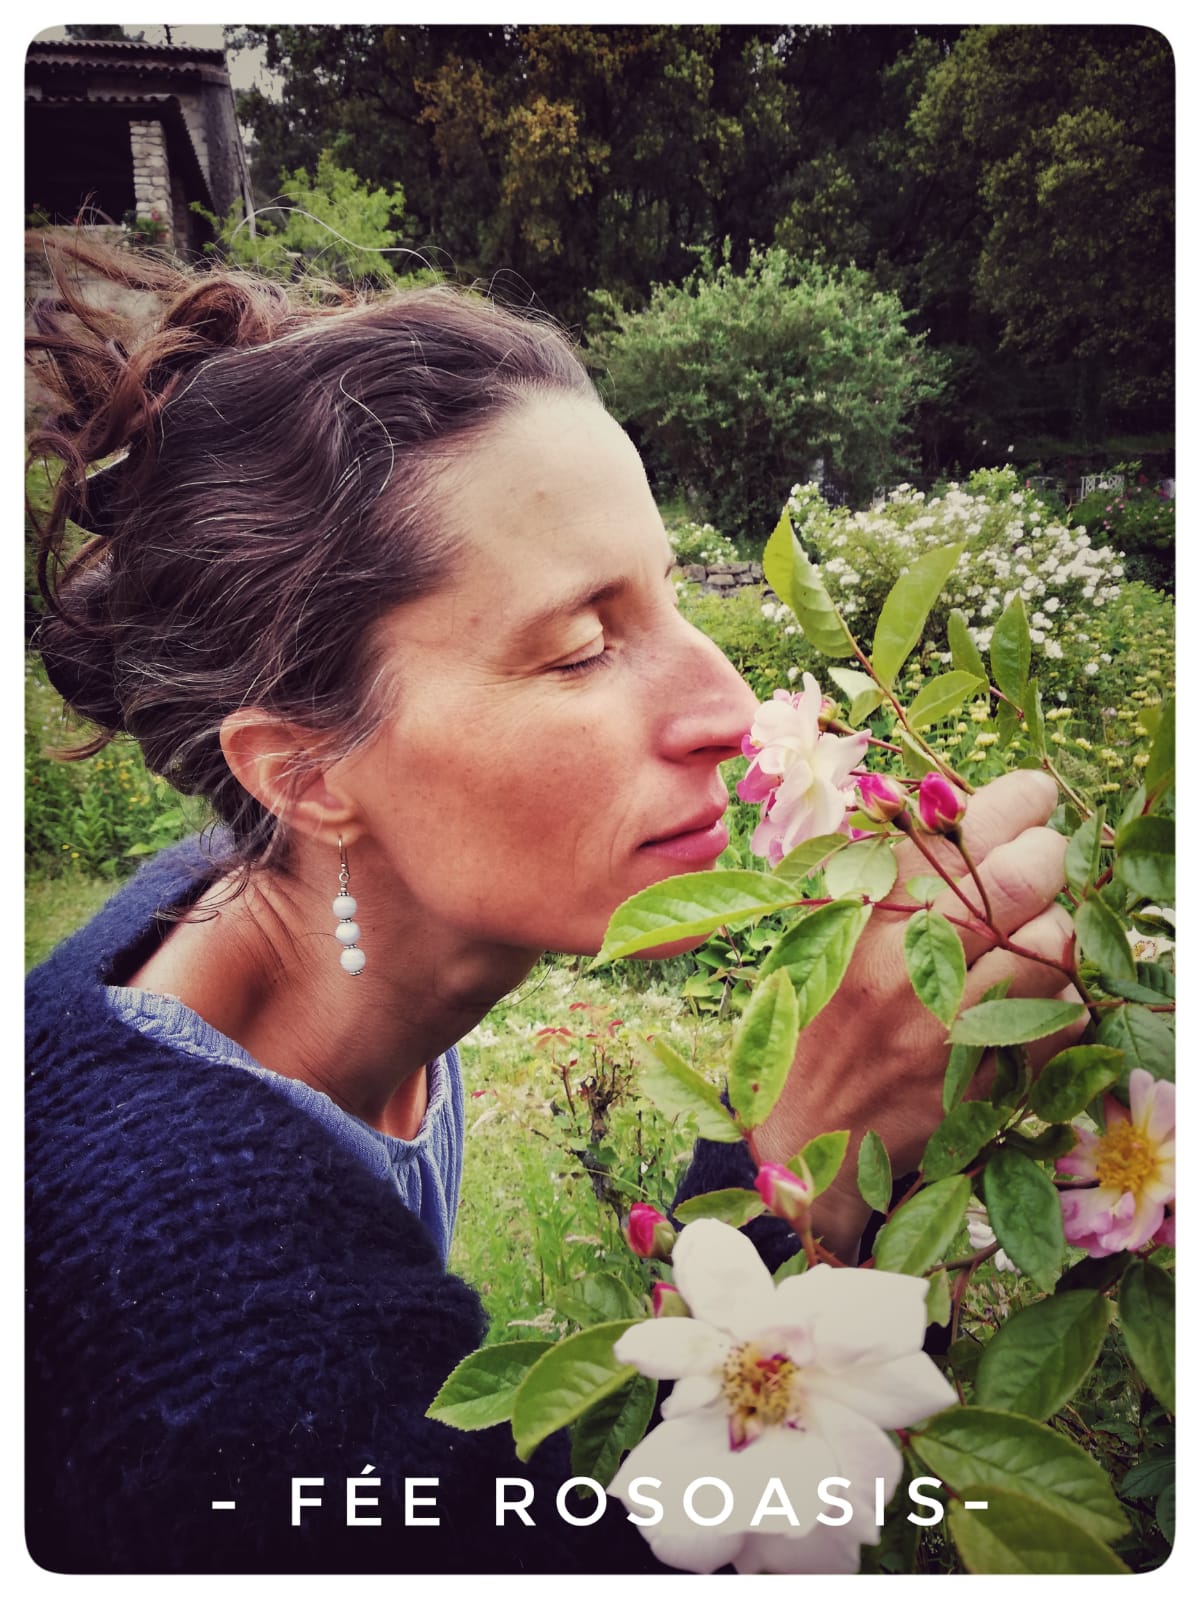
[721, 1343, 801, 1446]
[1095, 1121, 1158, 1195]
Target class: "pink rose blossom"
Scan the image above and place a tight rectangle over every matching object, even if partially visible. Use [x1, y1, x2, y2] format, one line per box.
[856, 771, 905, 825]
[917, 772, 967, 835]
[627, 1202, 675, 1260]
[754, 1161, 814, 1226]
[737, 676, 868, 865]
[1056, 1069, 1175, 1256]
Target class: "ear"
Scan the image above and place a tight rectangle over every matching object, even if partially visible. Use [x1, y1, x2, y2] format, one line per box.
[219, 709, 364, 847]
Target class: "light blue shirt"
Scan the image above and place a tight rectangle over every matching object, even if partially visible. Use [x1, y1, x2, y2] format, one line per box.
[105, 986, 464, 1263]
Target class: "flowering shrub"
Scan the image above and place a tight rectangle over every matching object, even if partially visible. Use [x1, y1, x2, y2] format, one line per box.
[429, 508, 1174, 1574]
[663, 515, 739, 566]
[1072, 473, 1174, 595]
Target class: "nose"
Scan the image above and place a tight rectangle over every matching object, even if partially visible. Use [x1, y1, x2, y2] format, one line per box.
[656, 613, 760, 762]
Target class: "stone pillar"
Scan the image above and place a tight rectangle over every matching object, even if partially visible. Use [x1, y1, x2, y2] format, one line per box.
[128, 119, 174, 248]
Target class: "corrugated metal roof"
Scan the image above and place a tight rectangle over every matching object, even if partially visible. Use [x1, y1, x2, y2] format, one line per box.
[29, 58, 216, 79]
[27, 39, 225, 60]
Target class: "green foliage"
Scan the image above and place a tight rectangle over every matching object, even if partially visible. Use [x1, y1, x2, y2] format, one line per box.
[1072, 475, 1174, 595]
[590, 246, 947, 540]
[198, 151, 418, 288]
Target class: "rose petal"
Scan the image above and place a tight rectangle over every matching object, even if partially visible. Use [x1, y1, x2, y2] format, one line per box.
[660, 1373, 723, 1420]
[808, 1351, 958, 1429]
[613, 1316, 731, 1380]
[671, 1219, 776, 1338]
[771, 1263, 928, 1369]
[740, 1520, 864, 1575]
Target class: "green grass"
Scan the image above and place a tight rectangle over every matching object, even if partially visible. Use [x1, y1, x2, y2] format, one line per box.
[25, 872, 116, 971]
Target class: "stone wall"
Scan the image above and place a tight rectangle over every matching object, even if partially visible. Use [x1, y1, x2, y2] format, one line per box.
[680, 560, 768, 596]
[129, 119, 173, 246]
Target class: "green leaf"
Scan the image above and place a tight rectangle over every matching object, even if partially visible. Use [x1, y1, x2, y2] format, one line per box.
[1003, 1123, 1076, 1161]
[823, 836, 898, 902]
[995, 698, 1020, 750]
[771, 832, 848, 885]
[1056, 1250, 1131, 1295]
[554, 1272, 643, 1328]
[975, 1291, 1111, 1418]
[1156, 1481, 1175, 1543]
[982, 1146, 1065, 1291]
[1074, 891, 1137, 980]
[989, 592, 1031, 704]
[921, 1102, 1005, 1183]
[1119, 781, 1147, 830]
[728, 969, 799, 1128]
[759, 900, 872, 1028]
[943, 1043, 984, 1113]
[925, 1268, 951, 1326]
[1144, 695, 1174, 805]
[1096, 1004, 1174, 1085]
[1021, 679, 1046, 758]
[911, 1407, 1128, 1546]
[638, 1036, 740, 1142]
[1114, 815, 1175, 902]
[426, 1339, 554, 1430]
[570, 1374, 657, 1489]
[828, 666, 888, 726]
[1064, 809, 1105, 899]
[1029, 1045, 1123, 1122]
[1119, 1261, 1175, 1412]
[906, 874, 945, 903]
[1120, 1452, 1174, 1501]
[948, 607, 987, 681]
[510, 1319, 638, 1462]
[872, 1175, 969, 1275]
[871, 542, 964, 689]
[794, 1129, 850, 1198]
[897, 729, 940, 776]
[904, 909, 967, 1027]
[856, 1128, 892, 1212]
[772, 1248, 807, 1282]
[908, 670, 987, 731]
[950, 998, 1085, 1048]
[947, 1489, 1127, 1573]
[596, 870, 803, 962]
[673, 1188, 767, 1227]
[763, 510, 856, 657]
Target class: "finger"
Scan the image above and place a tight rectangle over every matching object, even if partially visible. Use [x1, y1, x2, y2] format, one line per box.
[894, 769, 1059, 884]
[963, 903, 1076, 1007]
[933, 828, 1070, 965]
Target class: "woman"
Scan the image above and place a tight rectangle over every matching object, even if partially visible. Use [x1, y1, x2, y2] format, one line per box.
[26, 241, 1074, 1574]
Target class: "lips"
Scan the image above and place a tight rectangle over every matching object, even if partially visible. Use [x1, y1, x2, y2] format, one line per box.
[639, 801, 730, 864]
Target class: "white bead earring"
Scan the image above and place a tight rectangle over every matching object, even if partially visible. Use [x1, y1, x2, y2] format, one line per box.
[332, 836, 366, 975]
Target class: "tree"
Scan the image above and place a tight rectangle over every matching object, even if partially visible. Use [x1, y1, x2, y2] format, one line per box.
[589, 246, 947, 541]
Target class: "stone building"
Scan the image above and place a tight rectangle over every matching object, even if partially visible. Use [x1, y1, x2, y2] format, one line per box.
[25, 35, 253, 255]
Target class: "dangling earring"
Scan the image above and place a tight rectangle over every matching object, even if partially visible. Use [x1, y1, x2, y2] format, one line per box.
[332, 836, 366, 975]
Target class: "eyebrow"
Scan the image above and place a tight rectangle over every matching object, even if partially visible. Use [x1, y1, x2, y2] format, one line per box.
[512, 557, 676, 646]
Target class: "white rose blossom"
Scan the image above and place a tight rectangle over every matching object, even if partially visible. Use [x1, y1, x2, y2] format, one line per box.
[610, 1220, 957, 1574]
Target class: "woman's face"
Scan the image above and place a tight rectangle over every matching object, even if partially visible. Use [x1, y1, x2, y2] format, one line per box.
[340, 394, 758, 956]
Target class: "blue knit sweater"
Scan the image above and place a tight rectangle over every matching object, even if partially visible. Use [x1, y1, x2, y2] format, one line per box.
[25, 842, 797, 1574]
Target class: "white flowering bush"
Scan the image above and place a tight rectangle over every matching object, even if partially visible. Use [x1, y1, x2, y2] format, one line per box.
[664, 516, 740, 566]
[787, 468, 1126, 677]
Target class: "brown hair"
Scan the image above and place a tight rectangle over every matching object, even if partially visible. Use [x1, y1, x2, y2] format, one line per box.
[27, 235, 597, 869]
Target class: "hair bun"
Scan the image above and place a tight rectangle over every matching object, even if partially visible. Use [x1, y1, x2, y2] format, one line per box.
[33, 559, 124, 734]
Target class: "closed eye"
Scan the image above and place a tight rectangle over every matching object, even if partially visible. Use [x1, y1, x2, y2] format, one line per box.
[554, 645, 613, 676]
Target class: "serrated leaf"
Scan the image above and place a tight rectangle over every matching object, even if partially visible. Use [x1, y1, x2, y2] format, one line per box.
[1156, 1481, 1175, 1543]
[570, 1374, 657, 1489]
[1022, 679, 1046, 758]
[872, 1174, 969, 1275]
[1095, 1004, 1174, 1085]
[1029, 1045, 1123, 1122]
[950, 998, 1085, 1048]
[729, 969, 799, 1127]
[912, 1407, 1128, 1546]
[1120, 1452, 1174, 1501]
[909, 670, 987, 730]
[597, 870, 803, 962]
[1074, 891, 1137, 980]
[947, 1489, 1127, 1573]
[942, 1042, 984, 1113]
[823, 836, 898, 902]
[1144, 695, 1174, 806]
[1065, 810, 1105, 899]
[763, 510, 856, 657]
[1114, 815, 1175, 902]
[856, 1129, 892, 1212]
[426, 1339, 554, 1430]
[871, 542, 964, 689]
[948, 608, 987, 681]
[925, 1268, 951, 1326]
[1119, 1261, 1174, 1412]
[921, 1102, 1005, 1183]
[673, 1187, 766, 1227]
[511, 1319, 638, 1461]
[771, 832, 848, 885]
[982, 1147, 1064, 1290]
[638, 1036, 740, 1142]
[975, 1291, 1110, 1417]
[793, 1129, 849, 1198]
[904, 908, 967, 1027]
[990, 593, 1031, 704]
[554, 1272, 643, 1328]
[758, 899, 872, 1028]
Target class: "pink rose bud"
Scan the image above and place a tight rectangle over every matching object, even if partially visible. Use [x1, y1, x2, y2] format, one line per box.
[917, 773, 967, 835]
[754, 1161, 814, 1226]
[652, 1282, 689, 1318]
[857, 771, 905, 824]
[626, 1202, 675, 1261]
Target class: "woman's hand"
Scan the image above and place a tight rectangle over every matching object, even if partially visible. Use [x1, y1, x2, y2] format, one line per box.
[752, 769, 1081, 1260]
